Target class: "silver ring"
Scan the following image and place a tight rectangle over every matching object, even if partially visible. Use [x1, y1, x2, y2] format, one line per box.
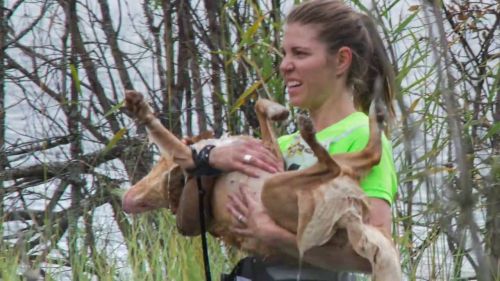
[237, 214, 244, 223]
[243, 154, 252, 163]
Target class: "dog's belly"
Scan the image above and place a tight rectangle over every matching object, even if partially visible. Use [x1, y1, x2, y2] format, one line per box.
[211, 170, 271, 226]
[209, 170, 273, 251]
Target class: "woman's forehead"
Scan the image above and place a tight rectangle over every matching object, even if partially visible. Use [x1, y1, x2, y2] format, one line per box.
[283, 22, 321, 34]
[282, 23, 322, 47]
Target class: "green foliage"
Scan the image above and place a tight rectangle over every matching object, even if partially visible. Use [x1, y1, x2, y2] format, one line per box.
[123, 211, 241, 280]
[0, 245, 21, 281]
[103, 128, 127, 155]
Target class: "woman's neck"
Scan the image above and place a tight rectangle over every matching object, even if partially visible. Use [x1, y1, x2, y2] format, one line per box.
[309, 88, 357, 131]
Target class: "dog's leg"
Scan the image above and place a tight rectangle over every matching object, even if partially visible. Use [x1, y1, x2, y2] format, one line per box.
[338, 211, 402, 281]
[262, 113, 376, 255]
[122, 91, 191, 215]
[330, 80, 387, 180]
[124, 90, 213, 236]
[254, 99, 288, 159]
[329, 104, 384, 183]
[268, 116, 360, 258]
[124, 90, 193, 169]
[298, 114, 341, 176]
[261, 114, 342, 235]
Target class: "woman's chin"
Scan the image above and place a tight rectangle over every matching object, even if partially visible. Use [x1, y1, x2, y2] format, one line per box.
[288, 97, 305, 108]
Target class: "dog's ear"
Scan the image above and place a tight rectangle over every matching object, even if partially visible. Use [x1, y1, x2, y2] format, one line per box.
[175, 177, 215, 236]
[175, 178, 202, 236]
[163, 165, 185, 214]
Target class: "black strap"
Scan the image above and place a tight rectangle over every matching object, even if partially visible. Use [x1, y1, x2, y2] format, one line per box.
[188, 145, 222, 176]
[197, 176, 212, 281]
[222, 257, 275, 281]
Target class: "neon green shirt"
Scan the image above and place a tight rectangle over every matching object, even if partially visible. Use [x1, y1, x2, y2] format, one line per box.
[278, 112, 398, 205]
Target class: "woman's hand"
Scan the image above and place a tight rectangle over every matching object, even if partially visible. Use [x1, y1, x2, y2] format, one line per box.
[209, 139, 284, 178]
[226, 186, 294, 245]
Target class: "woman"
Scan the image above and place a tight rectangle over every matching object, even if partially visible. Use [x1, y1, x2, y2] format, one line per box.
[188, 0, 398, 280]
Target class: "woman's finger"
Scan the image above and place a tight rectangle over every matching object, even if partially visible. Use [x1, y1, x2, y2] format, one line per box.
[233, 162, 261, 178]
[227, 193, 248, 215]
[238, 185, 258, 210]
[245, 153, 280, 174]
[230, 226, 252, 237]
[244, 142, 283, 173]
[209, 138, 283, 176]
[226, 204, 247, 225]
[237, 152, 279, 175]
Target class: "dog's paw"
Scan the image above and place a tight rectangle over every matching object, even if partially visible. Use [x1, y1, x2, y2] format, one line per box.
[124, 90, 155, 122]
[266, 103, 289, 121]
[255, 99, 289, 122]
[298, 114, 315, 141]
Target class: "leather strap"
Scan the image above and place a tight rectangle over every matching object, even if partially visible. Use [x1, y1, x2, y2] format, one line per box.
[188, 145, 222, 176]
[197, 176, 212, 281]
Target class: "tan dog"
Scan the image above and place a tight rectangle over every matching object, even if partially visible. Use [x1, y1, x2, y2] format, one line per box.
[122, 90, 401, 280]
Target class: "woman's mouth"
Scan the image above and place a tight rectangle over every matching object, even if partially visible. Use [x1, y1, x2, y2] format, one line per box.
[286, 80, 302, 94]
[287, 80, 302, 88]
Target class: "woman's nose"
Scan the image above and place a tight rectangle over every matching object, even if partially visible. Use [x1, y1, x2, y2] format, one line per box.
[279, 57, 293, 74]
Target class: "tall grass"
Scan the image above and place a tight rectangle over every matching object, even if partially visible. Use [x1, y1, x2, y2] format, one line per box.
[0, 211, 242, 280]
[123, 211, 243, 281]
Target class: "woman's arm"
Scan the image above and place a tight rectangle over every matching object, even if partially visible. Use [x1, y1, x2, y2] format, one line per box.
[364, 197, 392, 237]
[228, 188, 393, 273]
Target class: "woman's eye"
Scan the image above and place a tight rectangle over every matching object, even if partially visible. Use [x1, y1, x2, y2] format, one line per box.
[294, 51, 307, 57]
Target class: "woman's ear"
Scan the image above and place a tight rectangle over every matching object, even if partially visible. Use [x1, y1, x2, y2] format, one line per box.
[335, 47, 352, 76]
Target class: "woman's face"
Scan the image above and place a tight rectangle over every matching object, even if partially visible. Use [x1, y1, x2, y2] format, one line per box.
[279, 23, 339, 110]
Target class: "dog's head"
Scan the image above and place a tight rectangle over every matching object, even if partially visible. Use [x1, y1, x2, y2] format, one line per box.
[122, 131, 214, 214]
[122, 157, 184, 214]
